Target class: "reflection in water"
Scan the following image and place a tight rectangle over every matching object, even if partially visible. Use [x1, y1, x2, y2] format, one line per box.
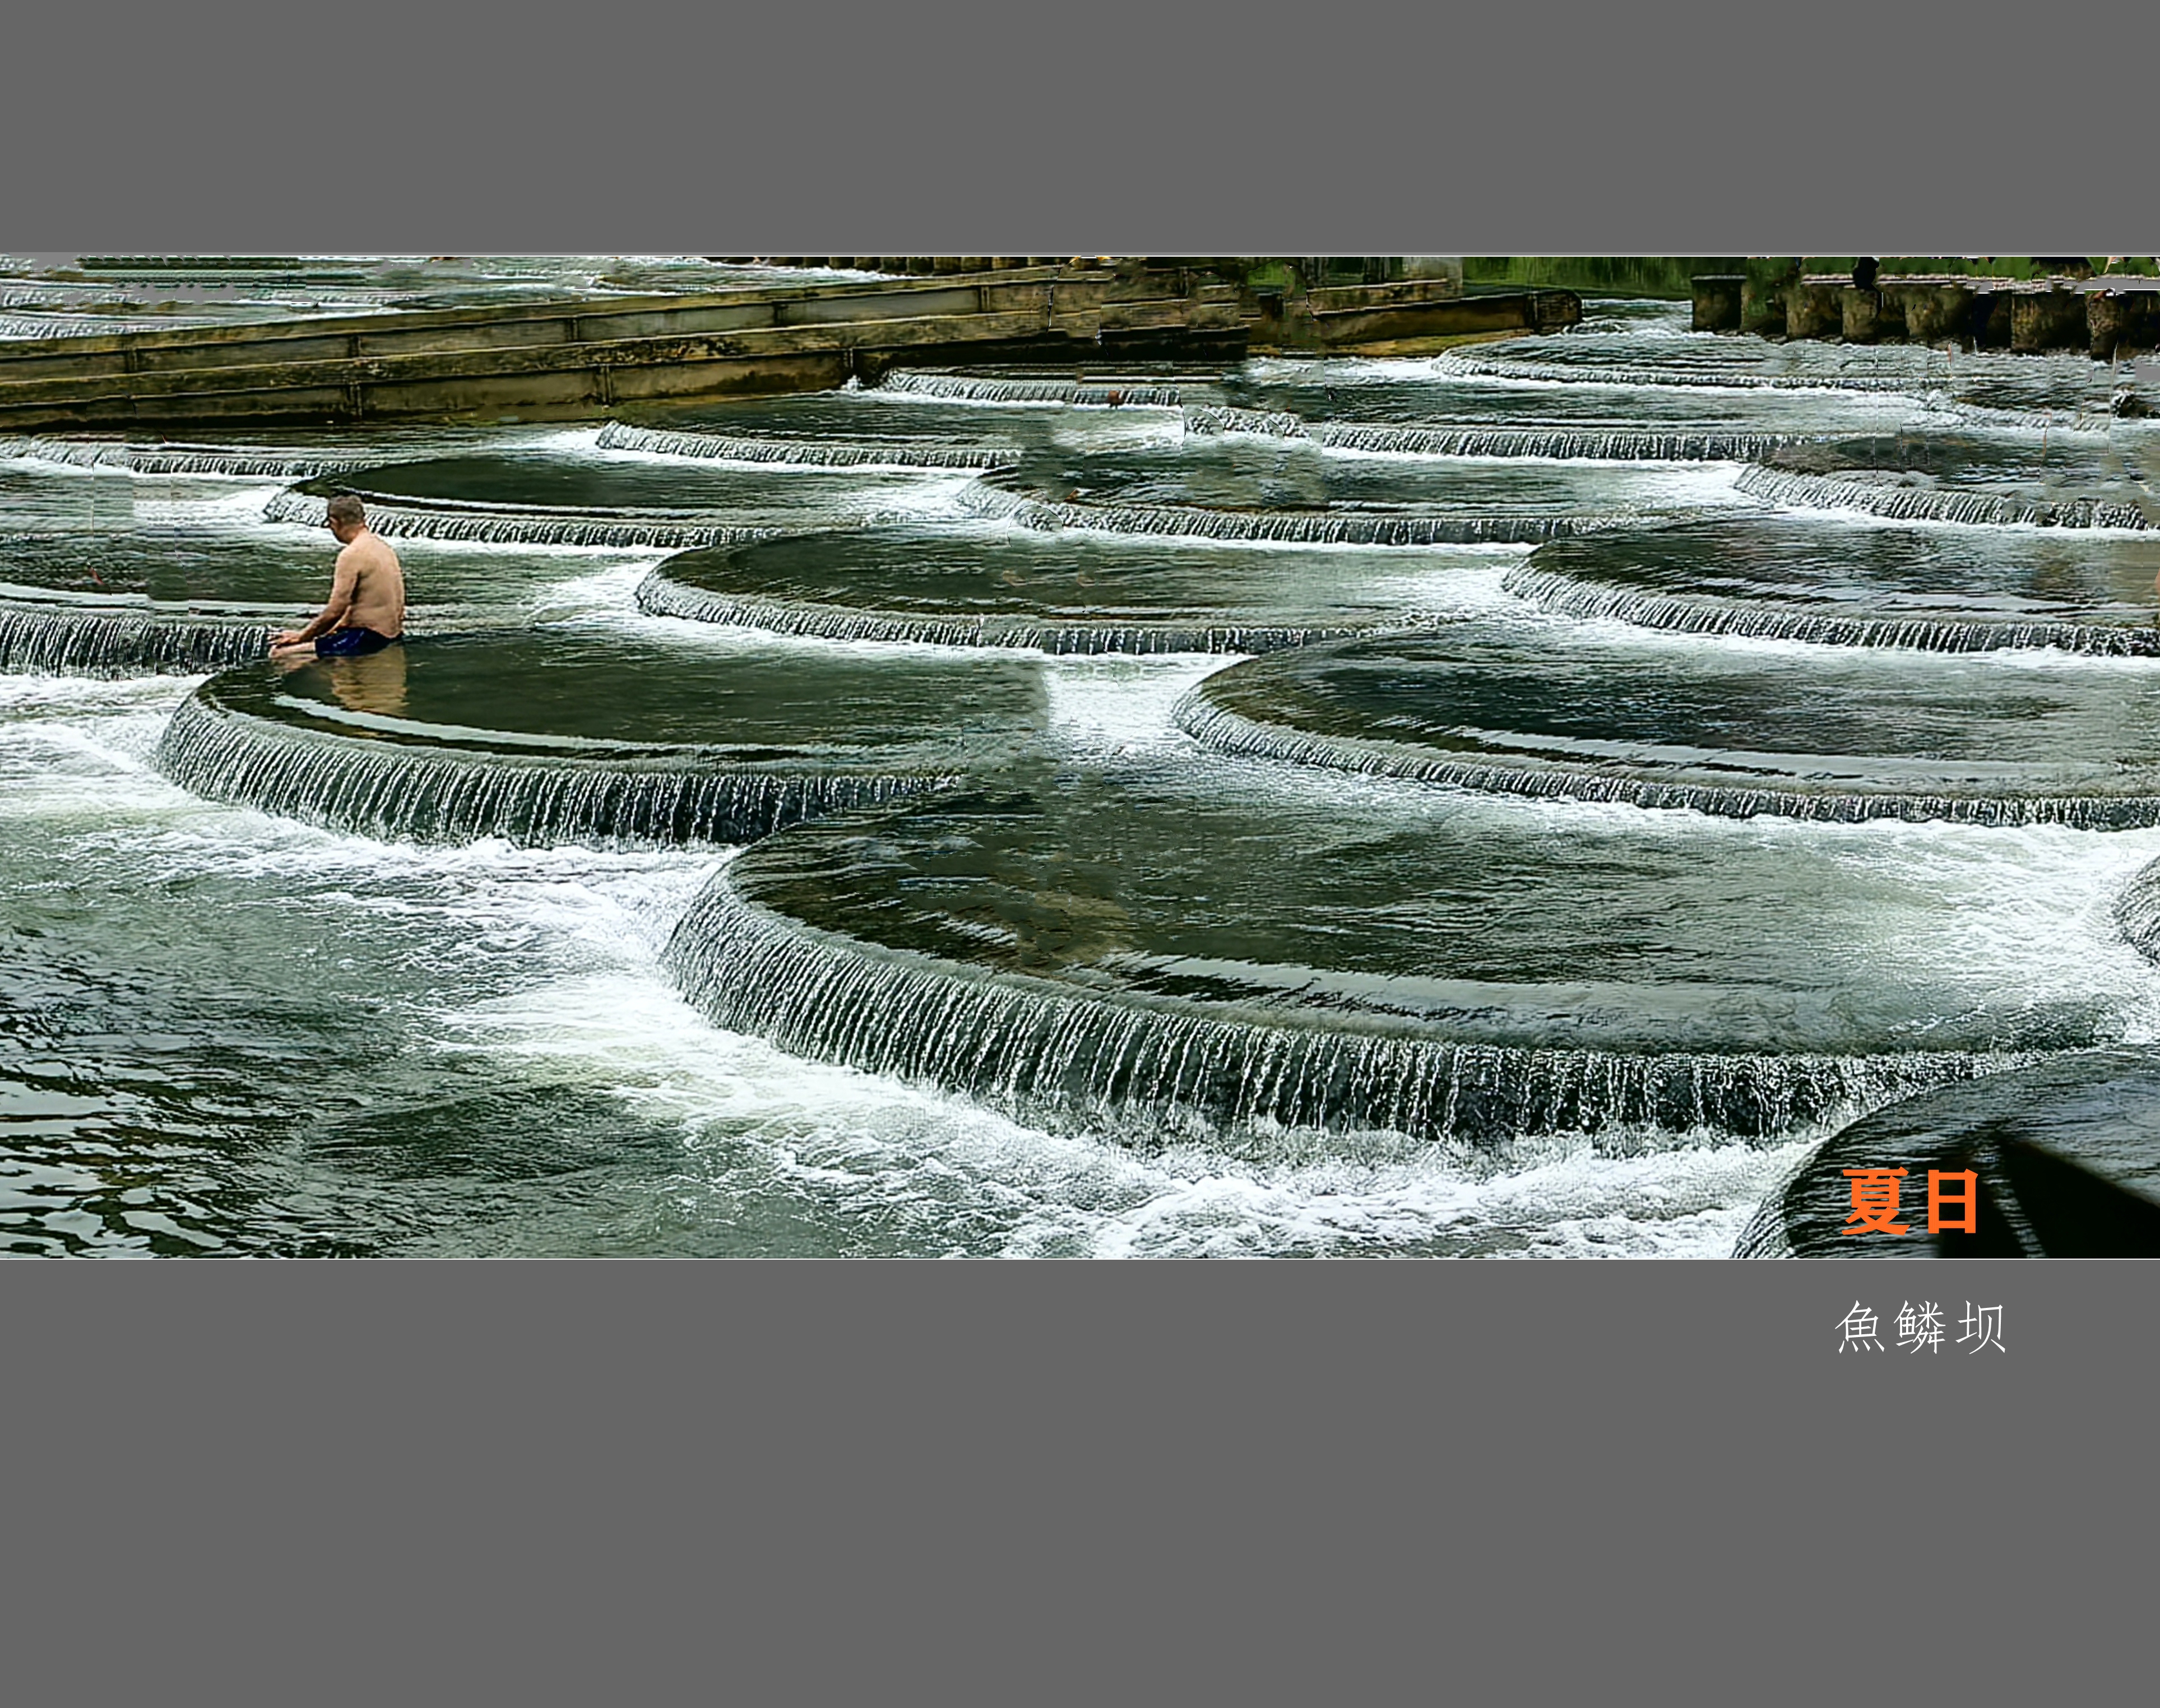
[270, 642, 411, 717]
[322, 645, 410, 718]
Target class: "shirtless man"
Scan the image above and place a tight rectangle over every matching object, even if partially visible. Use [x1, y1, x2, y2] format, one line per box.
[270, 493, 406, 657]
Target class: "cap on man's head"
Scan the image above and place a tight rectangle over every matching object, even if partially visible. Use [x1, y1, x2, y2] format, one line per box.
[326, 493, 366, 527]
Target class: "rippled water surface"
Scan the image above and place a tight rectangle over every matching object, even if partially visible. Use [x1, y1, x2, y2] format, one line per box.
[10, 294, 2160, 1257]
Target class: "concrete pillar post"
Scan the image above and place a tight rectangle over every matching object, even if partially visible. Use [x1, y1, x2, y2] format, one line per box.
[1691, 274, 1744, 332]
[2089, 290, 2131, 360]
[1899, 284, 1971, 344]
[2011, 287, 2087, 352]
[1840, 287, 1884, 342]
[1786, 281, 1841, 340]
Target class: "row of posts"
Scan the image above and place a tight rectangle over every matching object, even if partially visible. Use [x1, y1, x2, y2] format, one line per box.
[716, 258, 1070, 274]
[1691, 273, 2160, 359]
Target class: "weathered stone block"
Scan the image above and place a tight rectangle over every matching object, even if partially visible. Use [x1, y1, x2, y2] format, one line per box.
[1897, 284, 1972, 344]
[1840, 287, 1884, 343]
[1786, 281, 1841, 339]
[1691, 275, 1744, 333]
[2011, 287, 2087, 352]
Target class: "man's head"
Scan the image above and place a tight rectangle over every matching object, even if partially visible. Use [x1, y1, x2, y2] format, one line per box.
[326, 493, 367, 543]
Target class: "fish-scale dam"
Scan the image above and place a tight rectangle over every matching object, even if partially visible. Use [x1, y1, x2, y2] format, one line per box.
[1175, 626, 2160, 828]
[634, 524, 1467, 654]
[158, 630, 1048, 848]
[11, 272, 2160, 1258]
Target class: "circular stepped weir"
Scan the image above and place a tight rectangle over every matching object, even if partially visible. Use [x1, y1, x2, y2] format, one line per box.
[0, 520, 645, 677]
[155, 629, 1048, 850]
[595, 420, 1023, 471]
[1735, 462, 2152, 531]
[1181, 405, 1806, 464]
[1175, 625, 2160, 829]
[2110, 849, 2160, 965]
[0, 588, 273, 676]
[1436, 343, 1933, 394]
[609, 387, 1183, 456]
[276, 450, 969, 549]
[635, 522, 1464, 655]
[1434, 318, 2128, 414]
[1733, 1048, 2160, 1259]
[0, 436, 391, 481]
[1504, 518, 2160, 656]
[956, 432, 1743, 548]
[662, 760, 2117, 1152]
[0, 523, 339, 675]
[1226, 351, 1938, 437]
[877, 368, 1228, 409]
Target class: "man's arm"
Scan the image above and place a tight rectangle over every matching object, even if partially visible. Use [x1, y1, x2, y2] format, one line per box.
[273, 550, 361, 646]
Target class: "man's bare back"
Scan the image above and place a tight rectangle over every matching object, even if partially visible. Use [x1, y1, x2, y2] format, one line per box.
[333, 531, 406, 637]
[271, 496, 406, 658]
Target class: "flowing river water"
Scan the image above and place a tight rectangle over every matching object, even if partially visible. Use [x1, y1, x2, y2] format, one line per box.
[8, 295, 2160, 1256]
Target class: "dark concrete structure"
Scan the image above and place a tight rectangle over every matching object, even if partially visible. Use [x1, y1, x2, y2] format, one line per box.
[1689, 275, 1745, 332]
[0, 266, 1243, 432]
[0, 261, 1579, 430]
[1714, 268, 2160, 360]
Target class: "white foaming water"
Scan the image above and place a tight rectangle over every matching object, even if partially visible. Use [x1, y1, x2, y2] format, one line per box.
[1355, 553, 1536, 616]
[1058, 414, 1190, 454]
[444, 959, 1818, 1258]
[15, 644, 2158, 1260]
[1045, 655, 1231, 757]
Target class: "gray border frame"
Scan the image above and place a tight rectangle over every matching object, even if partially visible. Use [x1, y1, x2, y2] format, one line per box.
[6, 1, 2156, 1698]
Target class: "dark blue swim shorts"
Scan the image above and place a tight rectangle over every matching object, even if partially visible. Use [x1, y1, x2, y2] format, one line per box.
[315, 628, 403, 658]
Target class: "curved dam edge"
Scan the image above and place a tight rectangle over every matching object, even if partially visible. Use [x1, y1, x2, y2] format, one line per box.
[662, 864, 2025, 1150]
[152, 686, 960, 849]
[878, 371, 1186, 407]
[957, 474, 1607, 547]
[1181, 406, 1806, 463]
[261, 487, 786, 550]
[633, 564, 1389, 657]
[1171, 686, 2160, 830]
[2113, 852, 2160, 966]
[1499, 563, 2160, 657]
[1435, 347, 1928, 394]
[1731, 1044, 2160, 1259]
[0, 435, 382, 480]
[0, 597, 275, 676]
[596, 420, 1022, 471]
[1734, 463, 2153, 531]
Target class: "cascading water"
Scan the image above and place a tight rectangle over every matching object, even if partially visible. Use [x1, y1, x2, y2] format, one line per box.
[155, 688, 949, 848]
[632, 526, 1454, 656]
[1734, 463, 2153, 530]
[880, 370, 1186, 407]
[1503, 517, 2160, 656]
[0, 438, 380, 480]
[659, 764, 2125, 1154]
[957, 477, 1602, 546]
[260, 487, 784, 549]
[1180, 406, 1800, 463]
[1174, 631, 2160, 829]
[0, 601, 270, 676]
[595, 421, 1021, 470]
[668, 874, 2015, 1148]
[1499, 561, 2160, 657]
[1436, 345, 1929, 393]
[634, 566, 1374, 656]
[151, 631, 1050, 849]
